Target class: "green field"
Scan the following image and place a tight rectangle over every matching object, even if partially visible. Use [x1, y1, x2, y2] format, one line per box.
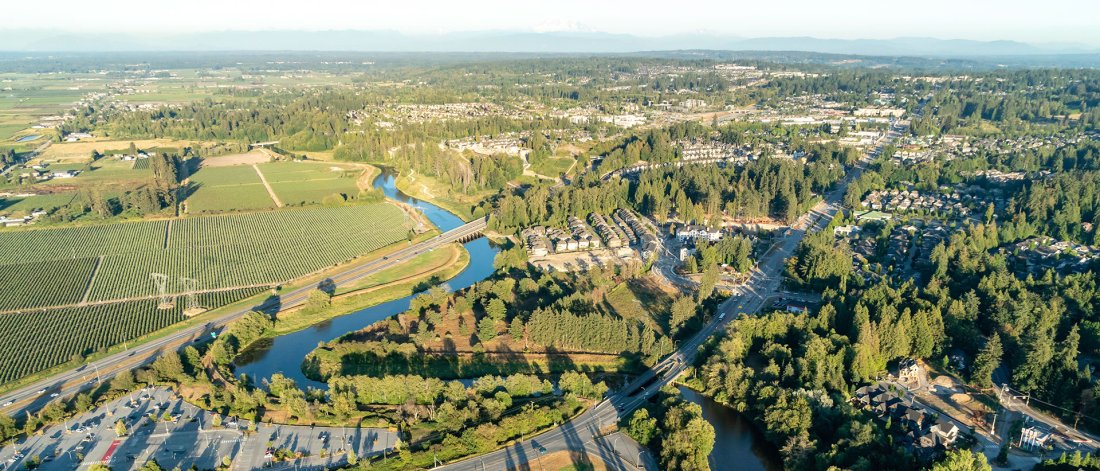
[0, 288, 267, 384]
[0, 193, 78, 215]
[528, 155, 575, 177]
[604, 277, 674, 336]
[259, 162, 362, 206]
[186, 165, 275, 213]
[0, 204, 412, 306]
[0, 258, 97, 310]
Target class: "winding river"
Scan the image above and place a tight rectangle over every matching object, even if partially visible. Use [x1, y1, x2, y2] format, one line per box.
[678, 387, 782, 471]
[234, 169, 500, 389]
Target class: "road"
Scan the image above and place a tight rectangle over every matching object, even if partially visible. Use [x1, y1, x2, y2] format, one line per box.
[0, 217, 487, 417]
[438, 122, 908, 471]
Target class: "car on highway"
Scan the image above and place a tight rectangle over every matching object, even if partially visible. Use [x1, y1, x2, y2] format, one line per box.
[1, 401, 12, 407]
[49, 393, 59, 398]
[36, 389, 46, 395]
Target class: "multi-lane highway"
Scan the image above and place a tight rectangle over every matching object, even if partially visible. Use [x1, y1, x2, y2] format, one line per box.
[0, 217, 487, 416]
[438, 122, 906, 471]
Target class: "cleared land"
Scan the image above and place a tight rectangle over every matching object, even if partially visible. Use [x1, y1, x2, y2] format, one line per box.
[604, 276, 675, 336]
[201, 149, 271, 167]
[0, 287, 267, 384]
[0, 204, 411, 308]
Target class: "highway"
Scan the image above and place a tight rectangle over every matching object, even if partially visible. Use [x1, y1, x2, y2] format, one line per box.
[0, 217, 487, 416]
[438, 124, 906, 471]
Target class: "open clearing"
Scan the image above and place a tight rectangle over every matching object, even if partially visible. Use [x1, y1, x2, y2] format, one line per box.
[201, 149, 272, 167]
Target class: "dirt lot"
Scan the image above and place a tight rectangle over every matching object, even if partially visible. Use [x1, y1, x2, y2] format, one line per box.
[509, 450, 606, 471]
[531, 248, 640, 272]
[201, 149, 272, 167]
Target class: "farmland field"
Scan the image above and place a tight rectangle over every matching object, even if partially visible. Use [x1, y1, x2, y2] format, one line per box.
[0, 287, 267, 383]
[0, 204, 412, 307]
[258, 162, 362, 206]
[185, 164, 276, 213]
[0, 258, 97, 310]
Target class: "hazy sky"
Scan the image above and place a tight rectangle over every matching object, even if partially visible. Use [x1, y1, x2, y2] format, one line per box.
[5, 0, 1099, 45]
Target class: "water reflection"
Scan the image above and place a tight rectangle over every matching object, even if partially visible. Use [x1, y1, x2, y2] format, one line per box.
[678, 386, 782, 471]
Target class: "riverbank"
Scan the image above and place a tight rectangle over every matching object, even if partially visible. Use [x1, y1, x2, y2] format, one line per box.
[393, 171, 489, 222]
[269, 243, 469, 337]
[677, 385, 782, 471]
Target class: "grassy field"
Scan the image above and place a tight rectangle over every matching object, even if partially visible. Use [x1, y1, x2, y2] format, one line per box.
[185, 164, 276, 213]
[258, 161, 363, 206]
[272, 243, 468, 335]
[34, 139, 199, 163]
[528, 154, 576, 177]
[185, 161, 370, 213]
[603, 276, 675, 336]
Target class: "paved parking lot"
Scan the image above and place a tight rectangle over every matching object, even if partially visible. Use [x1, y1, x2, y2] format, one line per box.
[0, 387, 397, 471]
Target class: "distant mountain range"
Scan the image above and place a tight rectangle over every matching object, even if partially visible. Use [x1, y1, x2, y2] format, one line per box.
[0, 29, 1096, 57]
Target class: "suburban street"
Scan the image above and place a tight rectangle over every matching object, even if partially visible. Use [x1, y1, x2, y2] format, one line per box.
[0, 217, 487, 417]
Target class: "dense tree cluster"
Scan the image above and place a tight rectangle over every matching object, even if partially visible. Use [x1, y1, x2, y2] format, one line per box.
[694, 311, 920, 470]
[625, 391, 716, 471]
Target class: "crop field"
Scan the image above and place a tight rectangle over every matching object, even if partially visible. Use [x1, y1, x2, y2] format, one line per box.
[0, 287, 267, 384]
[258, 162, 362, 206]
[0, 204, 410, 308]
[185, 165, 276, 213]
[0, 258, 97, 310]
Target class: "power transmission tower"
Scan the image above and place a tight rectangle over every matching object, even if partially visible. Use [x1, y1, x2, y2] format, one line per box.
[151, 273, 173, 309]
[180, 277, 200, 313]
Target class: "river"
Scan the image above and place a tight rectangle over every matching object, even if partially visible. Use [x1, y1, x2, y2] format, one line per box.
[234, 168, 500, 389]
[678, 386, 782, 471]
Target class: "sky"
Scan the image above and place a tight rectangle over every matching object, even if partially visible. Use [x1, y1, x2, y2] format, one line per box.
[4, 0, 1099, 46]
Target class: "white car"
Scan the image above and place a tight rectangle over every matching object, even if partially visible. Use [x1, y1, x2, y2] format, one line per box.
[1, 401, 11, 407]
[36, 389, 46, 395]
[49, 393, 59, 398]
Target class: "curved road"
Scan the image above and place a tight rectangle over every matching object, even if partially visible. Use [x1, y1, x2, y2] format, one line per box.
[0, 217, 487, 416]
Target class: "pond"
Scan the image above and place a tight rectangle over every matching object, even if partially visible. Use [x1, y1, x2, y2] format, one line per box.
[234, 168, 500, 389]
[678, 386, 783, 471]
[15, 134, 40, 142]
